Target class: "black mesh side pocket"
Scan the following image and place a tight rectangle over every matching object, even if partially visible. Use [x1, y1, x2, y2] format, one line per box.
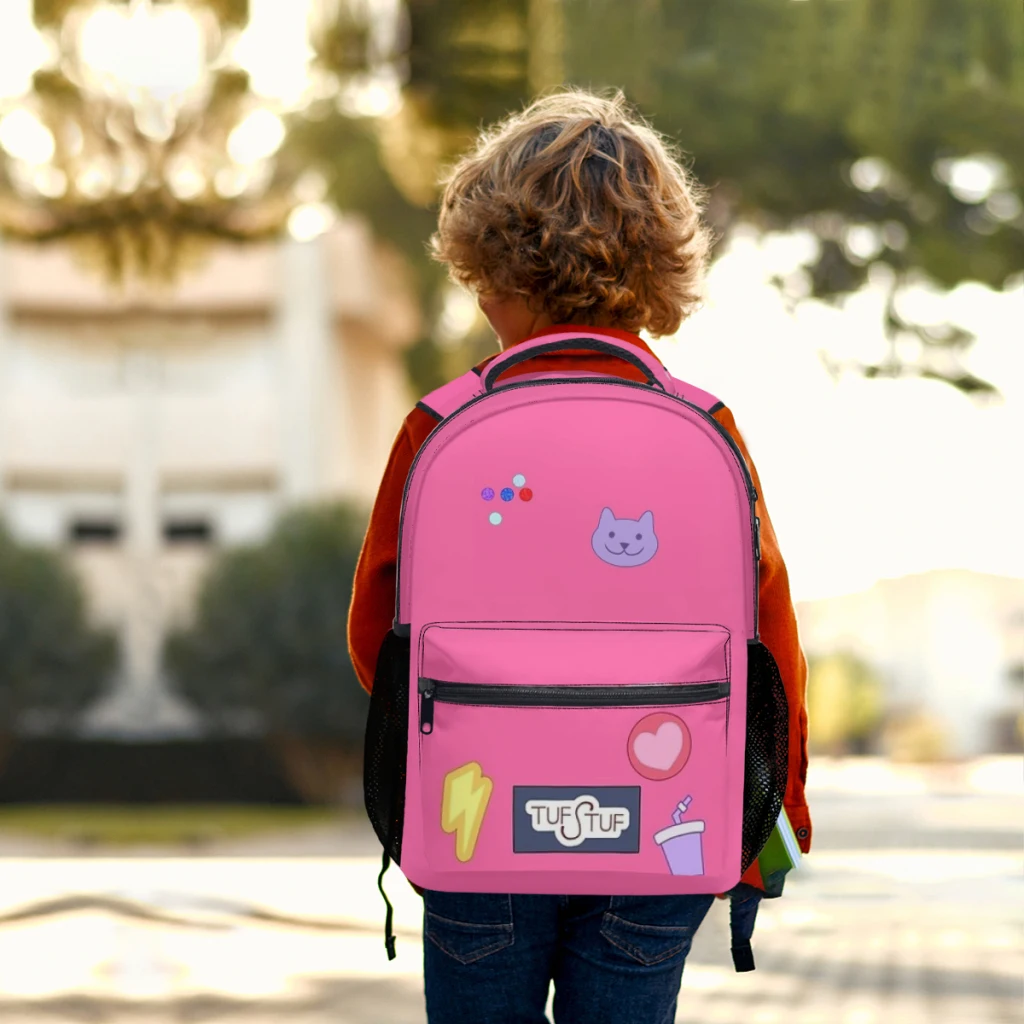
[363, 628, 411, 865]
[740, 640, 789, 873]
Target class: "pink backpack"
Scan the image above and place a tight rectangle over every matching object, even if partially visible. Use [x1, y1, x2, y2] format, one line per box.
[364, 333, 789, 965]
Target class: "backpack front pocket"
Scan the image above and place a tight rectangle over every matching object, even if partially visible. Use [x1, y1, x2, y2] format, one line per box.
[412, 622, 743, 893]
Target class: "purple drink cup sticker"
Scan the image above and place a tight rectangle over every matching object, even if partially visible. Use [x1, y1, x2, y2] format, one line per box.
[654, 796, 705, 876]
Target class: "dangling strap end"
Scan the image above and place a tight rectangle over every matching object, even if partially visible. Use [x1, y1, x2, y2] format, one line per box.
[378, 850, 397, 961]
[731, 940, 755, 972]
[728, 888, 761, 973]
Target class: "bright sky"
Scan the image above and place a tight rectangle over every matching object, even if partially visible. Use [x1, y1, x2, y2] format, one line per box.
[0, 0, 50, 100]
[233, 0, 317, 107]
[650, 228, 1024, 603]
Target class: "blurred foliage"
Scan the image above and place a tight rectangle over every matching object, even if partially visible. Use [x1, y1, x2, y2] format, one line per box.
[6, 0, 1022, 395]
[882, 707, 951, 762]
[294, 0, 556, 394]
[0, 804, 333, 847]
[988, 708, 1024, 754]
[806, 650, 885, 755]
[296, 0, 1023, 397]
[560, 0, 1022, 397]
[33, 0, 250, 27]
[0, 18, 291, 281]
[570, 0, 1023, 286]
[164, 502, 370, 743]
[0, 525, 117, 733]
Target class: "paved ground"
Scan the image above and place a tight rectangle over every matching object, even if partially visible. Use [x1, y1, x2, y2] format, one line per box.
[0, 758, 1020, 1023]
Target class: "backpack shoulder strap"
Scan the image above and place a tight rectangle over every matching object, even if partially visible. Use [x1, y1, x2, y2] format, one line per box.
[415, 368, 482, 422]
[416, 367, 724, 421]
[667, 374, 724, 416]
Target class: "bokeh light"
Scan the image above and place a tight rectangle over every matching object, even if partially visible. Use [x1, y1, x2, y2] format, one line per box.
[0, 108, 55, 164]
[77, 2, 207, 101]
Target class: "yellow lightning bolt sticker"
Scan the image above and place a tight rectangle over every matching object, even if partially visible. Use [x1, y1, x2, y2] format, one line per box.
[441, 762, 494, 862]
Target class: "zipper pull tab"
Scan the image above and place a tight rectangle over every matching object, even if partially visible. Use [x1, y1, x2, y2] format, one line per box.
[419, 678, 435, 734]
[754, 516, 761, 562]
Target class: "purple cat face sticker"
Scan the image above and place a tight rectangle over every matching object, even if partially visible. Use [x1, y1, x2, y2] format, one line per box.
[592, 508, 658, 567]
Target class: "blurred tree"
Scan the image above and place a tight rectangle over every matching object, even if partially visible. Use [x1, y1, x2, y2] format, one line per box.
[33, 0, 250, 28]
[562, 0, 1023, 397]
[285, 114, 451, 393]
[164, 502, 370, 802]
[882, 706, 951, 762]
[301, 0, 1022, 397]
[0, 1, 292, 280]
[4, 1, 1019, 393]
[296, 0, 554, 393]
[0, 525, 117, 735]
[806, 650, 885, 755]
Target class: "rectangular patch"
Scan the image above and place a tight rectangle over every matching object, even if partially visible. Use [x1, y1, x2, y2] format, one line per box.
[513, 786, 641, 853]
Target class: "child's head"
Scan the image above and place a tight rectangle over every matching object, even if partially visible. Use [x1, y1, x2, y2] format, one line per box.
[431, 88, 712, 345]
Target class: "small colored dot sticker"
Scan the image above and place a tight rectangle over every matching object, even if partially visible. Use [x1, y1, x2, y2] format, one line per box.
[512, 474, 526, 487]
[481, 487, 495, 500]
[489, 512, 502, 525]
[500, 487, 514, 501]
[519, 487, 533, 501]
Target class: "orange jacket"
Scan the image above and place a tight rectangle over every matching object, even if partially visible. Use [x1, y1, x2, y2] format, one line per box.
[347, 324, 812, 877]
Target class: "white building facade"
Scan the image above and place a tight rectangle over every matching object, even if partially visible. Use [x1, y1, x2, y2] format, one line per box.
[0, 220, 420, 737]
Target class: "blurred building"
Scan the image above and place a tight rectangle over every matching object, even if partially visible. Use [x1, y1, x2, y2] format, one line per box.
[0, 220, 420, 737]
[796, 569, 1024, 757]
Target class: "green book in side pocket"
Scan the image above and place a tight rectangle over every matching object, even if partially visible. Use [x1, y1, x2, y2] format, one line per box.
[757, 806, 802, 880]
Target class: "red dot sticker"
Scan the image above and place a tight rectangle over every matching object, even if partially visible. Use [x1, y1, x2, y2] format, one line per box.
[519, 487, 533, 501]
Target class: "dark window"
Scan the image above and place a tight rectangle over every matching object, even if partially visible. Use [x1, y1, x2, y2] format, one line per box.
[163, 518, 213, 544]
[69, 518, 122, 544]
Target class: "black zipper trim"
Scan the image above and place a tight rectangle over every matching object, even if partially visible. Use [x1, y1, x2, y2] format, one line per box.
[418, 679, 730, 732]
[395, 372, 759, 633]
[753, 515, 761, 643]
[415, 399, 442, 421]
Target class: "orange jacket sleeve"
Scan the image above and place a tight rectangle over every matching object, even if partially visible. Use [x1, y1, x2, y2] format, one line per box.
[347, 409, 437, 695]
[714, 405, 812, 856]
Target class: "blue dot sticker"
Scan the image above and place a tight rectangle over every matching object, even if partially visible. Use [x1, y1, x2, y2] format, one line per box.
[500, 487, 515, 501]
[512, 474, 526, 487]
[489, 512, 502, 525]
[481, 487, 495, 500]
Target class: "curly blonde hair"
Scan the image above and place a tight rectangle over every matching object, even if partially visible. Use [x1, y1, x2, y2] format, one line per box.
[430, 88, 712, 337]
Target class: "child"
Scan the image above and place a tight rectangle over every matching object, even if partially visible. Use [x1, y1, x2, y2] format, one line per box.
[348, 87, 810, 1024]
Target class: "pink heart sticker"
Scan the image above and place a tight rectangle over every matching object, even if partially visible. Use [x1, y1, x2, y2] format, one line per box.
[627, 713, 691, 780]
[633, 721, 683, 771]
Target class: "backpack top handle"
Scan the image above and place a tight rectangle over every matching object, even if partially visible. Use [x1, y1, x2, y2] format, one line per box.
[481, 333, 676, 395]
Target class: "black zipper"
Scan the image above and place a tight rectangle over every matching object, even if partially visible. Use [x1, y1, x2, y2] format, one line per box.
[753, 514, 761, 642]
[418, 679, 730, 733]
[395, 371, 759, 634]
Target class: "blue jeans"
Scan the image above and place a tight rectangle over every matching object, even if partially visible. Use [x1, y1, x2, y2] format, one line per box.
[422, 890, 715, 1024]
